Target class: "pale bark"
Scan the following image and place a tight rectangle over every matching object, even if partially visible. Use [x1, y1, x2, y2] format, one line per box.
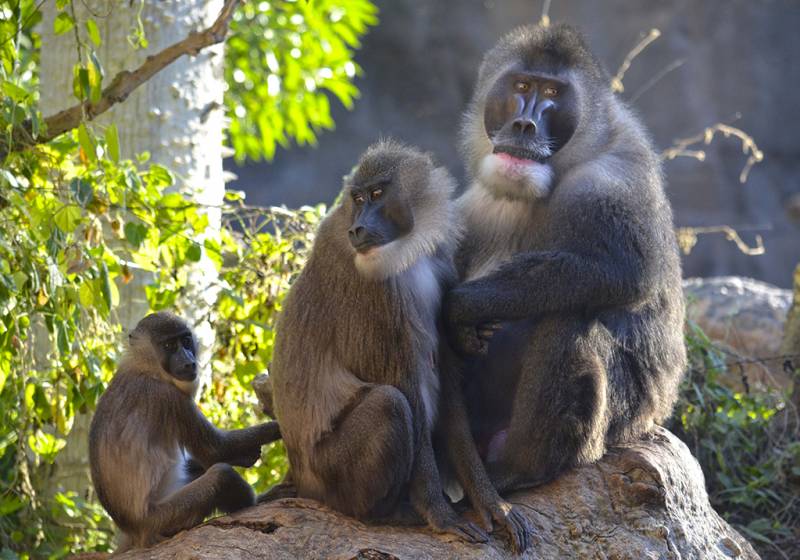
[113, 428, 758, 560]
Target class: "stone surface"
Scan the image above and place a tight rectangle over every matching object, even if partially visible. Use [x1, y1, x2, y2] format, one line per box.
[117, 428, 757, 560]
[683, 276, 792, 390]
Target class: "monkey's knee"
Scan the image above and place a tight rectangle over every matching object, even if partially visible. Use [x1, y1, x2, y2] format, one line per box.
[319, 385, 414, 517]
[208, 463, 256, 513]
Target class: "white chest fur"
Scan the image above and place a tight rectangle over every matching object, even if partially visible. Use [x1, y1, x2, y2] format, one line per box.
[400, 256, 441, 430]
[460, 185, 531, 281]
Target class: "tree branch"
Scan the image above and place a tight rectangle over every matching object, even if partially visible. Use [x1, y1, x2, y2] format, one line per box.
[2, 0, 240, 157]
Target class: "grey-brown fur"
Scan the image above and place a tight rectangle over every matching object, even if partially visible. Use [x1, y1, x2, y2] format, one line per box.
[270, 140, 530, 550]
[445, 24, 687, 493]
[89, 312, 280, 551]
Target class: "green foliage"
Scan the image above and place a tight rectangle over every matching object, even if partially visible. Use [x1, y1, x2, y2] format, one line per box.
[0, 0, 367, 556]
[206, 200, 324, 490]
[670, 323, 800, 559]
[225, 0, 378, 161]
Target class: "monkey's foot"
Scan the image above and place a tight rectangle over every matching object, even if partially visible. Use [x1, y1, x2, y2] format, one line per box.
[430, 513, 489, 544]
[490, 502, 533, 554]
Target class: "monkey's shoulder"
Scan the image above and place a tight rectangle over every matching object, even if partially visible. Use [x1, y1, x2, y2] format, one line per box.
[93, 372, 186, 436]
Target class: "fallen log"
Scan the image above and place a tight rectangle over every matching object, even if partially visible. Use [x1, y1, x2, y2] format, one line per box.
[116, 427, 757, 559]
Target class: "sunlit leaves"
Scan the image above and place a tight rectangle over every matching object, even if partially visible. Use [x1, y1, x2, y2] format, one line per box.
[225, 0, 378, 161]
[53, 12, 74, 35]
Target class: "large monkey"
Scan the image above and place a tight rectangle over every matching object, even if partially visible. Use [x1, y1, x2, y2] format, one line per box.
[89, 312, 281, 551]
[444, 24, 687, 493]
[270, 141, 531, 551]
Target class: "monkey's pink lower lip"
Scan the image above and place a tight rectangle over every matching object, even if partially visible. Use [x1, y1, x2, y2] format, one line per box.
[495, 152, 539, 165]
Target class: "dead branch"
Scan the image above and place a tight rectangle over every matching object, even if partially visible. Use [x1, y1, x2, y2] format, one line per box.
[676, 225, 766, 256]
[661, 123, 764, 183]
[611, 28, 661, 93]
[1, 0, 241, 158]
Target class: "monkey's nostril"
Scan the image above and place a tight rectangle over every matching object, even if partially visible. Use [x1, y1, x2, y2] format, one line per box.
[512, 118, 537, 135]
[348, 226, 365, 240]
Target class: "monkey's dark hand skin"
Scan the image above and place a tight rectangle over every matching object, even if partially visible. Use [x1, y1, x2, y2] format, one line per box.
[220, 421, 280, 468]
[448, 23, 687, 497]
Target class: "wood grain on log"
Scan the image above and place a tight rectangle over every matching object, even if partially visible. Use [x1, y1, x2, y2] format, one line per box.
[116, 428, 757, 559]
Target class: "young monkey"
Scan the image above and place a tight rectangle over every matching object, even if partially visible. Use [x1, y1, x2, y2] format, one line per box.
[89, 312, 281, 551]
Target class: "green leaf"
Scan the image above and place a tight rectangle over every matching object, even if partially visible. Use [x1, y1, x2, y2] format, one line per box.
[2, 82, 28, 103]
[147, 165, 173, 189]
[100, 262, 113, 312]
[0, 494, 24, 516]
[86, 19, 101, 46]
[53, 12, 74, 35]
[186, 242, 202, 262]
[88, 52, 104, 104]
[53, 206, 82, 233]
[77, 123, 96, 161]
[124, 221, 148, 248]
[105, 123, 119, 162]
[28, 430, 66, 462]
[78, 281, 94, 307]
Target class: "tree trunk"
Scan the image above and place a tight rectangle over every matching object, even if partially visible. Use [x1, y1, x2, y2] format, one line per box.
[39, 0, 225, 496]
[111, 428, 758, 560]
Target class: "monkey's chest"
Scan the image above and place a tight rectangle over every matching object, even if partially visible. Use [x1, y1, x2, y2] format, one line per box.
[400, 257, 442, 430]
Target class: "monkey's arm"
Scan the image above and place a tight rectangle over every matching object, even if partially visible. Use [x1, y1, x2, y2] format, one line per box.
[446, 194, 657, 326]
[179, 399, 280, 468]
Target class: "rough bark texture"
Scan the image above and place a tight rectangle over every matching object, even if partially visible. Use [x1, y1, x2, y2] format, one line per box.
[115, 428, 757, 560]
[683, 276, 792, 391]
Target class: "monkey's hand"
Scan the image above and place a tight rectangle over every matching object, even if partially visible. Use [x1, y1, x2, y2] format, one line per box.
[473, 499, 533, 553]
[447, 322, 501, 357]
[228, 444, 263, 468]
[443, 288, 501, 356]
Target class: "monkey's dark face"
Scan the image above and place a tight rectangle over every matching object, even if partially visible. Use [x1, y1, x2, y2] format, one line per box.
[347, 175, 414, 255]
[475, 66, 578, 200]
[484, 69, 577, 162]
[156, 329, 198, 382]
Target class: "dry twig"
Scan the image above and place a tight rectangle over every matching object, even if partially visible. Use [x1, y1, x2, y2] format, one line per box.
[676, 226, 765, 256]
[611, 28, 661, 93]
[661, 123, 764, 183]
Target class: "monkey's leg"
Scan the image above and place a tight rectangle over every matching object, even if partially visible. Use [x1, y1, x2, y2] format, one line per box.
[407, 420, 489, 544]
[145, 462, 255, 541]
[488, 316, 609, 494]
[314, 385, 415, 518]
[438, 352, 532, 552]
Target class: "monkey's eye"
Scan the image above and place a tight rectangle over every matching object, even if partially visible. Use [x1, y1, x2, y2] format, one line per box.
[543, 86, 559, 97]
[181, 336, 193, 350]
[163, 341, 177, 353]
[514, 81, 530, 93]
[370, 188, 383, 201]
[352, 192, 365, 205]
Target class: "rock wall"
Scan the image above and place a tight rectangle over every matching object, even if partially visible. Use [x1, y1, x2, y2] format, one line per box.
[228, 0, 800, 288]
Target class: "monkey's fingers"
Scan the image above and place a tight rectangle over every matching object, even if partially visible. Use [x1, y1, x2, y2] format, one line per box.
[493, 505, 533, 553]
[437, 518, 489, 544]
[478, 321, 502, 334]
